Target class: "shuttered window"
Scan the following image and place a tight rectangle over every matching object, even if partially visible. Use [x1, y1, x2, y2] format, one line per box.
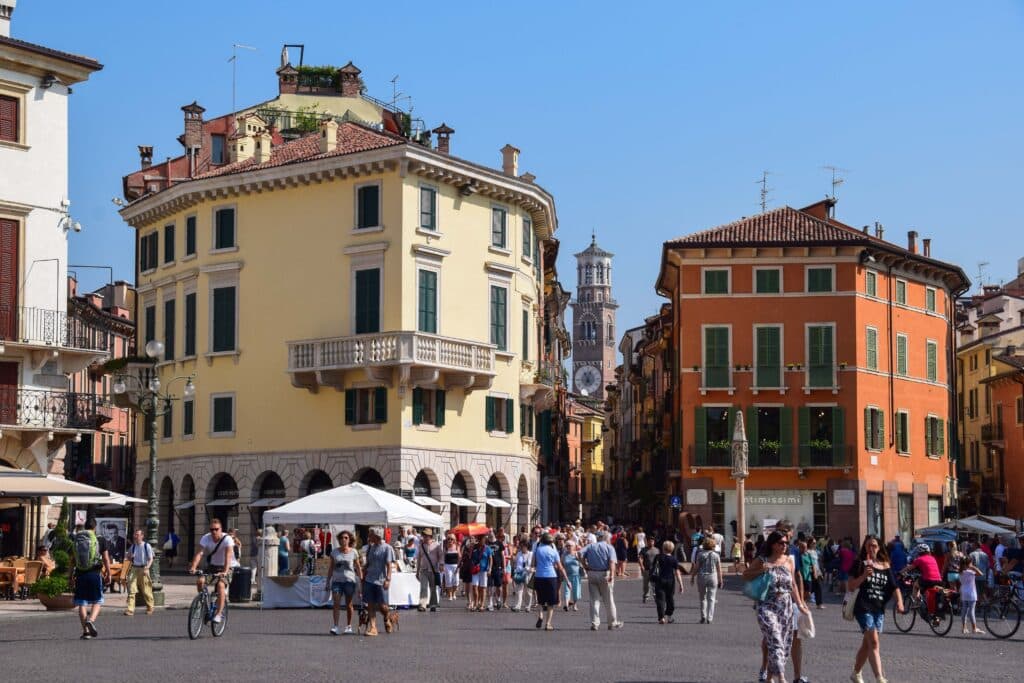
[755, 326, 781, 387]
[522, 218, 533, 259]
[212, 286, 236, 352]
[925, 417, 945, 456]
[163, 299, 175, 361]
[0, 219, 18, 340]
[183, 399, 194, 436]
[419, 186, 436, 230]
[212, 395, 234, 434]
[896, 334, 908, 376]
[490, 285, 507, 351]
[703, 269, 729, 294]
[864, 407, 884, 451]
[355, 269, 380, 334]
[344, 387, 388, 425]
[895, 411, 909, 453]
[214, 208, 235, 249]
[807, 267, 833, 292]
[162, 404, 173, 440]
[140, 233, 159, 271]
[144, 304, 156, 344]
[866, 327, 878, 370]
[185, 216, 196, 256]
[926, 341, 937, 381]
[357, 185, 380, 229]
[808, 325, 834, 387]
[184, 293, 196, 357]
[0, 95, 18, 143]
[485, 396, 514, 433]
[491, 207, 507, 248]
[417, 269, 437, 333]
[926, 287, 936, 312]
[865, 271, 877, 297]
[164, 224, 175, 263]
[522, 308, 530, 359]
[703, 326, 729, 387]
[412, 388, 446, 427]
[896, 280, 907, 305]
[755, 268, 780, 294]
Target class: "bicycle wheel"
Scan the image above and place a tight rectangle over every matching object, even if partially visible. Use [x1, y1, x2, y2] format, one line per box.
[928, 602, 953, 636]
[983, 599, 1021, 639]
[212, 603, 228, 637]
[187, 593, 206, 640]
[893, 597, 917, 632]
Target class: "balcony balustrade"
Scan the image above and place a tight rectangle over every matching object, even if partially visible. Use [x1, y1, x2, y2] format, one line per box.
[0, 388, 101, 431]
[0, 306, 110, 352]
[690, 442, 853, 469]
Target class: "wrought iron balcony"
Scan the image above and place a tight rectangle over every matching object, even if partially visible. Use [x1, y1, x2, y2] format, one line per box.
[981, 423, 1004, 443]
[287, 331, 496, 394]
[0, 306, 110, 352]
[798, 443, 853, 468]
[0, 388, 101, 431]
[690, 442, 853, 469]
[690, 443, 732, 468]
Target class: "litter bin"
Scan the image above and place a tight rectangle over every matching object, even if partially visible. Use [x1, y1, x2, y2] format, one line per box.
[229, 566, 252, 603]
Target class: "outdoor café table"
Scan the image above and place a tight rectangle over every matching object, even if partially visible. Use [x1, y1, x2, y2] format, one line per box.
[0, 566, 21, 598]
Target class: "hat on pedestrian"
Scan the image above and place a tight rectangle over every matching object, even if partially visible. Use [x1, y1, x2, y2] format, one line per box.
[422, 529, 433, 537]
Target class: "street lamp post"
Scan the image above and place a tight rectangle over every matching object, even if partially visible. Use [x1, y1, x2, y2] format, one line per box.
[113, 339, 195, 607]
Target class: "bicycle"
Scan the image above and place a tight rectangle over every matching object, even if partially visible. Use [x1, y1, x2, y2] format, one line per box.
[982, 574, 1022, 639]
[892, 572, 958, 636]
[187, 571, 230, 639]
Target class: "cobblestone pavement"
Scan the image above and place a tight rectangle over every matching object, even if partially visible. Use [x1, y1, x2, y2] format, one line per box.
[2, 574, 1019, 682]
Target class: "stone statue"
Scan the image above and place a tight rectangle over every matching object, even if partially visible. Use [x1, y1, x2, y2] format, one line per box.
[731, 409, 749, 479]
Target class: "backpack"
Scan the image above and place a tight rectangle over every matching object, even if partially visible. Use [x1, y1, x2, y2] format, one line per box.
[74, 531, 100, 570]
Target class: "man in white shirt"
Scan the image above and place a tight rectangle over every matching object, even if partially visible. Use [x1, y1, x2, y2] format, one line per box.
[582, 530, 623, 630]
[994, 536, 1008, 573]
[124, 529, 155, 616]
[707, 526, 724, 555]
[188, 518, 235, 623]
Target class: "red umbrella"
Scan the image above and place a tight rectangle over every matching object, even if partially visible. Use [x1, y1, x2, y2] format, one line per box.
[449, 523, 490, 537]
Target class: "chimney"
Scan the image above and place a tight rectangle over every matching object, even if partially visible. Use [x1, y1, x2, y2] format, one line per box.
[874, 221, 884, 240]
[86, 293, 104, 309]
[501, 144, 520, 177]
[1018, 256, 1024, 277]
[432, 123, 454, 155]
[338, 62, 362, 97]
[138, 145, 153, 169]
[254, 130, 272, 164]
[0, 0, 14, 38]
[923, 238, 931, 257]
[276, 63, 298, 95]
[907, 230, 918, 254]
[1006, 344, 1017, 357]
[319, 119, 338, 154]
[520, 172, 536, 184]
[181, 101, 205, 176]
[228, 129, 253, 164]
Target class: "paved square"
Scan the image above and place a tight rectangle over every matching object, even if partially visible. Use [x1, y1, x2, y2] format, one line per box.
[1, 575, 1019, 682]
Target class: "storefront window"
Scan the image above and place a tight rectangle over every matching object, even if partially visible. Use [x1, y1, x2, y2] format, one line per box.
[866, 492, 883, 538]
[898, 494, 913, 549]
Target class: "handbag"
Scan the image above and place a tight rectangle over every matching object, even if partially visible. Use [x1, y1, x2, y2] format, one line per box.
[798, 610, 816, 639]
[842, 590, 858, 621]
[743, 571, 773, 602]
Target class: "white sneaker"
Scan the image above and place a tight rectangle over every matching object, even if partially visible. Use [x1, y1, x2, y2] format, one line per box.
[212, 614, 223, 624]
[330, 626, 339, 635]
[344, 625, 353, 634]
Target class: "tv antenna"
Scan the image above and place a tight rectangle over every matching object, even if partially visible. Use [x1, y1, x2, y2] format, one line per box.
[389, 75, 412, 112]
[977, 261, 990, 289]
[228, 43, 257, 132]
[756, 171, 774, 213]
[822, 165, 849, 199]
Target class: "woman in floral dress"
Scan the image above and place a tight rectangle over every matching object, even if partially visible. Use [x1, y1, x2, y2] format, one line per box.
[743, 530, 810, 683]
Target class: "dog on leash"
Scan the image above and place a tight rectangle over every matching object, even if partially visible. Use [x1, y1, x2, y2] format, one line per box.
[357, 605, 399, 633]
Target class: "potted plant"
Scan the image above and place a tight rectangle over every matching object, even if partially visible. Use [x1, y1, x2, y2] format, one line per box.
[32, 498, 76, 611]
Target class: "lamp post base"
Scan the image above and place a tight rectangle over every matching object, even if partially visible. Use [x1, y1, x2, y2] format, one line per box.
[151, 588, 166, 607]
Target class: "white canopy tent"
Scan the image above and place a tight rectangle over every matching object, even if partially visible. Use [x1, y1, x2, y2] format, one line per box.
[263, 482, 444, 527]
[917, 517, 1010, 536]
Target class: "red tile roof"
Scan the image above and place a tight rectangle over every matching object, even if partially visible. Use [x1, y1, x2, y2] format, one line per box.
[195, 121, 405, 179]
[667, 205, 871, 247]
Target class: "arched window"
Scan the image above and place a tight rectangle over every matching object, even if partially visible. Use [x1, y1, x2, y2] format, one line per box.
[596, 264, 604, 283]
[585, 264, 593, 284]
[607, 321, 614, 340]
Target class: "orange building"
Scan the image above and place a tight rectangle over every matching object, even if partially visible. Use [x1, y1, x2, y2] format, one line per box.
[657, 199, 969, 544]
[980, 349, 1024, 520]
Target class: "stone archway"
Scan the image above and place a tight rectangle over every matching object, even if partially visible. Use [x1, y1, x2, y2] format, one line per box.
[301, 469, 333, 496]
[413, 468, 440, 509]
[206, 472, 240, 532]
[159, 476, 174, 540]
[179, 475, 196, 559]
[484, 473, 510, 530]
[353, 468, 384, 490]
[450, 471, 477, 527]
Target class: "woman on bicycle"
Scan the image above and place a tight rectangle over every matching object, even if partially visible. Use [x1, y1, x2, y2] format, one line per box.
[848, 535, 903, 683]
[327, 530, 362, 635]
[905, 543, 943, 595]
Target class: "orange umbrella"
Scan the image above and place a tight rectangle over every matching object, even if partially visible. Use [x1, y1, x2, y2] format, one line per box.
[449, 523, 490, 537]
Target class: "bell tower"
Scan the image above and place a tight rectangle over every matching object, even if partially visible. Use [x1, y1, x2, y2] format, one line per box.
[570, 232, 618, 399]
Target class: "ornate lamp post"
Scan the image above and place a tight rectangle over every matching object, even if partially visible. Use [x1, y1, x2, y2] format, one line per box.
[731, 409, 749, 552]
[112, 339, 195, 606]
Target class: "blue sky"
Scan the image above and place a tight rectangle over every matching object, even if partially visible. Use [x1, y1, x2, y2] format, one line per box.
[14, 1, 1024, 331]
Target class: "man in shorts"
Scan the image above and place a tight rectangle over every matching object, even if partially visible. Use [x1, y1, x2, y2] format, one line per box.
[72, 518, 111, 639]
[188, 518, 234, 624]
[362, 527, 395, 636]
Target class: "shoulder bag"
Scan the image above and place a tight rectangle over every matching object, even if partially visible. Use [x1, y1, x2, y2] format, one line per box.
[743, 567, 774, 602]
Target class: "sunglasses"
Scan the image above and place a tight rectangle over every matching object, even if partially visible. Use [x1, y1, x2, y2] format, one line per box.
[210, 528, 222, 532]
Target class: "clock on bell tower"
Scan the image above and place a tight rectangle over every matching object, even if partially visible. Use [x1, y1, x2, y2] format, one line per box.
[570, 232, 617, 399]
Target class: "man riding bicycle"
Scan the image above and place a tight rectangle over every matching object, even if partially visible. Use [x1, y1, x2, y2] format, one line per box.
[187, 518, 235, 623]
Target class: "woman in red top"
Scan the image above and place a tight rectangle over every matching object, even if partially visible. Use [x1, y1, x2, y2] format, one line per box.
[908, 544, 942, 590]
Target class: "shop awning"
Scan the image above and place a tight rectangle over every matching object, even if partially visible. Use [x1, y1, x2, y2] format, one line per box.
[627, 498, 642, 508]
[0, 467, 114, 499]
[450, 497, 479, 508]
[485, 498, 511, 508]
[174, 500, 195, 510]
[48, 493, 146, 506]
[206, 499, 240, 507]
[412, 495, 442, 507]
[250, 498, 287, 508]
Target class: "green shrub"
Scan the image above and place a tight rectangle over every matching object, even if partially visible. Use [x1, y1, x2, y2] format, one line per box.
[30, 574, 69, 598]
[52, 549, 71, 575]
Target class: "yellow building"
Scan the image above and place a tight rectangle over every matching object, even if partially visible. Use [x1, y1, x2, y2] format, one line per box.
[118, 54, 562, 551]
[581, 408, 606, 518]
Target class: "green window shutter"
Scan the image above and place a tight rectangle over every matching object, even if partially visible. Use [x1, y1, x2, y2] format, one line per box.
[864, 407, 873, 450]
[185, 216, 196, 255]
[163, 298, 175, 361]
[490, 286, 507, 350]
[896, 280, 906, 304]
[704, 270, 728, 294]
[215, 208, 235, 249]
[809, 326, 833, 387]
[866, 271, 876, 297]
[832, 407, 845, 465]
[866, 328, 877, 370]
[876, 409, 885, 449]
[895, 412, 904, 452]
[519, 404, 526, 436]
[373, 387, 387, 423]
[418, 270, 437, 333]
[747, 406, 759, 466]
[705, 327, 729, 387]
[896, 336, 907, 375]
[435, 390, 446, 427]
[522, 218, 532, 258]
[212, 286, 236, 352]
[505, 398, 515, 434]
[926, 342, 937, 381]
[485, 397, 495, 432]
[694, 407, 707, 466]
[145, 305, 155, 344]
[780, 406, 793, 467]
[756, 327, 781, 386]
[412, 388, 424, 425]
[937, 419, 945, 455]
[344, 389, 356, 424]
[420, 187, 435, 230]
[756, 269, 780, 293]
[522, 308, 529, 359]
[356, 269, 381, 334]
[357, 185, 380, 229]
[148, 232, 158, 268]
[797, 407, 809, 467]
[184, 292, 197, 357]
[164, 224, 175, 263]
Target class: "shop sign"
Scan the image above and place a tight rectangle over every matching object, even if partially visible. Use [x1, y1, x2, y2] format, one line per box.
[686, 489, 708, 505]
[745, 492, 803, 506]
[833, 490, 855, 506]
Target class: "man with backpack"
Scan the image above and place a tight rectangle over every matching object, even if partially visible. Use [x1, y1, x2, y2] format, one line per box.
[124, 528, 155, 615]
[72, 518, 112, 640]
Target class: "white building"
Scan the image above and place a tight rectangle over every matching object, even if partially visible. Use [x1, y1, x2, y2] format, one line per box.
[0, 1, 105, 555]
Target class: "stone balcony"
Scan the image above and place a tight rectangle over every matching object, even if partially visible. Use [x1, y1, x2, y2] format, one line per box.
[287, 331, 496, 395]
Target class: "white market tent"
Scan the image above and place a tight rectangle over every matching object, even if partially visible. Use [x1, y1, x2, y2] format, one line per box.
[917, 517, 1010, 536]
[263, 482, 444, 527]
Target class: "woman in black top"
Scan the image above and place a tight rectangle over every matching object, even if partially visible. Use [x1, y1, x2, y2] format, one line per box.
[847, 535, 904, 683]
